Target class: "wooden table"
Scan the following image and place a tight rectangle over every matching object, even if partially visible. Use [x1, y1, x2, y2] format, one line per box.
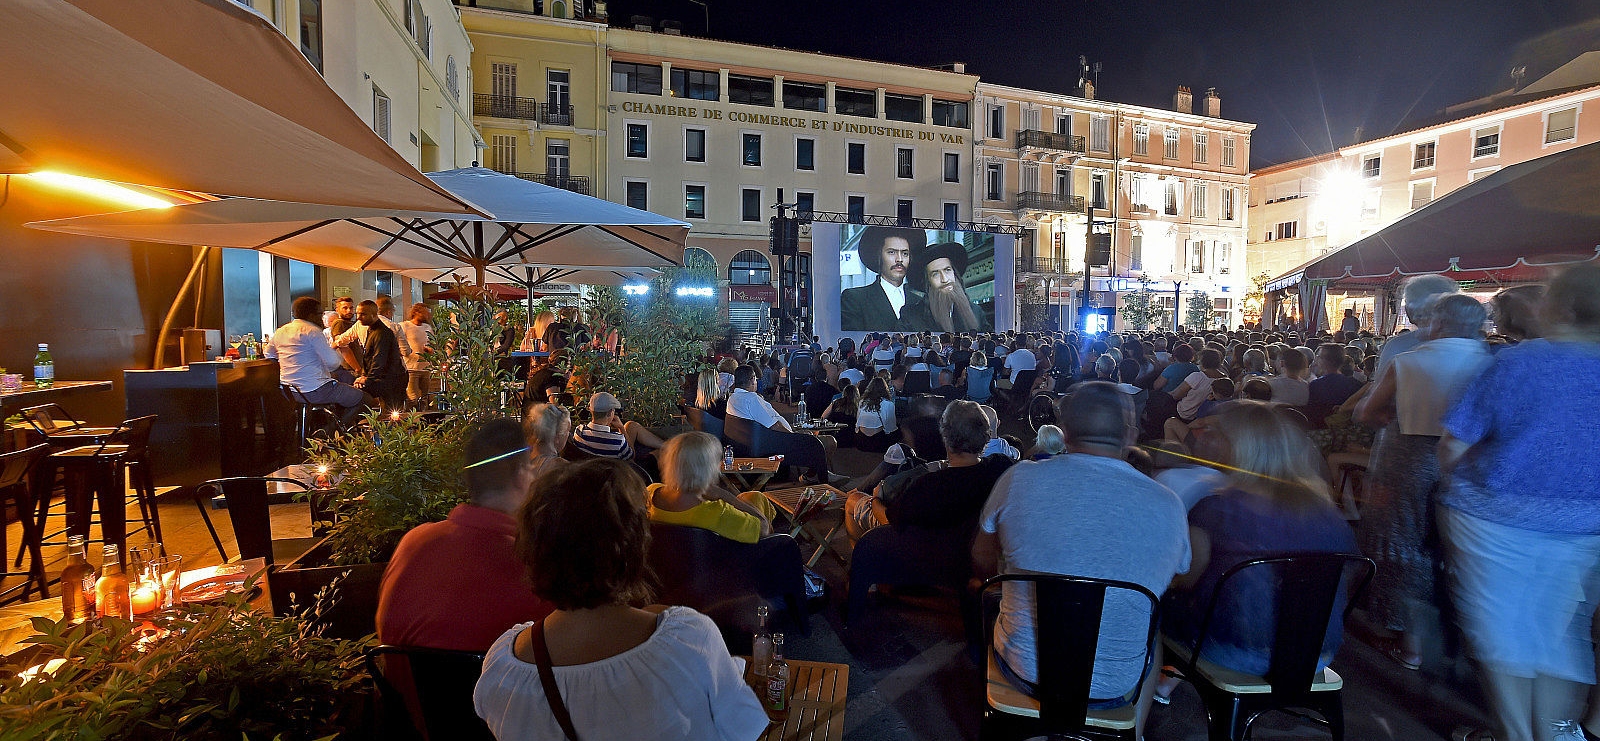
[723, 456, 783, 492]
[0, 380, 115, 421]
[745, 658, 849, 741]
[792, 422, 847, 437]
[762, 485, 851, 569]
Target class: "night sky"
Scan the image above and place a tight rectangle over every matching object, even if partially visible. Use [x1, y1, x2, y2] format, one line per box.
[607, 0, 1600, 167]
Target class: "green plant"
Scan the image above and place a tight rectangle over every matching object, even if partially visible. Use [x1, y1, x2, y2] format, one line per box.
[1117, 276, 1167, 331]
[0, 583, 370, 740]
[1185, 290, 1214, 331]
[1242, 271, 1271, 326]
[429, 289, 514, 425]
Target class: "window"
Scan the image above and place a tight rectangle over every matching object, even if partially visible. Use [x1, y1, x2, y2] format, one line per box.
[795, 138, 815, 170]
[847, 195, 866, 222]
[490, 134, 516, 173]
[1055, 168, 1072, 197]
[546, 138, 569, 176]
[1130, 235, 1143, 271]
[1469, 167, 1499, 182]
[684, 185, 706, 219]
[835, 87, 876, 118]
[932, 99, 969, 128]
[730, 250, 771, 285]
[611, 61, 662, 94]
[943, 202, 959, 229]
[1361, 154, 1381, 178]
[943, 152, 960, 183]
[299, 0, 323, 72]
[896, 147, 913, 179]
[1217, 242, 1231, 272]
[1164, 180, 1179, 215]
[684, 128, 706, 163]
[741, 188, 762, 222]
[667, 67, 718, 101]
[1164, 128, 1179, 159]
[1222, 188, 1235, 220]
[1276, 221, 1299, 239]
[1361, 190, 1380, 220]
[1191, 181, 1207, 217]
[795, 191, 815, 216]
[371, 86, 391, 143]
[624, 181, 647, 210]
[1413, 141, 1436, 170]
[846, 142, 866, 175]
[1222, 137, 1236, 167]
[1056, 115, 1072, 136]
[1091, 172, 1107, 209]
[404, 0, 430, 58]
[1264, 231, 1274, 242]
[986, 162, 1003, 201]
[625, 123, 648, 158]
[491, 62, 517, 99]
[727, 74, 774, 106]
[783, 81, 826, 112]
[1473, 126, 1501, 158]
[1410, 180, 1434, 210]
[885, 93, 923, 123]
[988, 104, 1005, 139]
[546, 69, 571, 122]
[1090, 115, 1110, 152]
[896, 199, 913, 225]
[1546, 107, 1578, 144]
[1190, 240, 1205, 273]
[1193, 132, 1208, 163]
[445, 56, 460, 100]
[1133, 123, 1149, 155]
[742, 133, 762, 166]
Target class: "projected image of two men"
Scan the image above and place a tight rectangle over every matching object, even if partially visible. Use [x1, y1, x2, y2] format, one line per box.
[838, 225, 996, 332]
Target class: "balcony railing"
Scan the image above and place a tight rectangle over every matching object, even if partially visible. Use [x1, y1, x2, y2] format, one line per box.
[540, 103, 573, 126]
[1016, 257, 1075, 275]
[476, 93, 538, 120]
[1016, 191, 1085, 213]
[1016, 129, 1086, 153]
[513, 172, 590, 195]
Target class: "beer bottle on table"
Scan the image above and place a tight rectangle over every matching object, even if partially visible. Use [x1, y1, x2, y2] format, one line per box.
[765, 633, 790, 717]
[33, 344, 53, 388]
[60, 535, 97, 623]
[751, 604, 773, 679]
[94, 544, 131, 620]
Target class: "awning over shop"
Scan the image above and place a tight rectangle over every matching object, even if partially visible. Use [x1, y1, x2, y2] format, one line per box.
[0, 0, 483, 215]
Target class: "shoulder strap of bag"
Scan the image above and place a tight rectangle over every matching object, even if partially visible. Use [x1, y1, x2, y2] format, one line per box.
[531, 619, 581, 741]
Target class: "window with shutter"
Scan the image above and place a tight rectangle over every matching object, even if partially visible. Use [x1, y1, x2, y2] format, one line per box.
[1546, 108, 1578, 143]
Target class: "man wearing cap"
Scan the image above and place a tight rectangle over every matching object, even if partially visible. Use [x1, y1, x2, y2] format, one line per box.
[974, 382, 1189, 728]
[902, 241, 984, 333]
[841, 226, 926, 331]
[572, 392, 666, 463]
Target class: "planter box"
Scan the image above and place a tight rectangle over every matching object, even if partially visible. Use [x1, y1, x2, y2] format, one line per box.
[267, 535, 387, 641]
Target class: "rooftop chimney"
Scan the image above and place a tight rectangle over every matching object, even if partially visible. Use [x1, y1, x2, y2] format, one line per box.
[1174, 86, 1192, 114]
[952, 62, 966, 74]
[629, 14, 652, 31]
[1202, 87, 1220, 117]
[659, 19, 683, 35]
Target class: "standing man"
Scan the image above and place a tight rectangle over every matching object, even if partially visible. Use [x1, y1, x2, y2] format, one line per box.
[265, 296, 370, 422]
[841, 226, 926, 331]
[325, 296, 362, 384]
[902, 241, 984, 333]
[375, 294, 413, 362]
[354, 300, 408, 410]
[1340, 308, 1362, 336]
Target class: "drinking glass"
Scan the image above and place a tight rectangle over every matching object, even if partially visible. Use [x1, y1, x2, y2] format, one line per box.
[127, 543, 164, 576]
[150, 554, 183, 610]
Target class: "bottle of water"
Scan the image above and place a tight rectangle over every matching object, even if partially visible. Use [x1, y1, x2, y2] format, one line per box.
[765, 633, 790, 715]
[33, 344, 54, 388]
[796, 397, 808, 425]
[751, 604, 773, 678]
[724, 445, 735, 469]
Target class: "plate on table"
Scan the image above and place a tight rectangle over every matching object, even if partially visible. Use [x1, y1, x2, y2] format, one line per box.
[178, 558, 266, 604]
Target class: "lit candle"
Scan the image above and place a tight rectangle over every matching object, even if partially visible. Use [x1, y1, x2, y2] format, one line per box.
[390, 410, 402, 421]
[314, 464, 330, 489]
[130, 583, 160, 615]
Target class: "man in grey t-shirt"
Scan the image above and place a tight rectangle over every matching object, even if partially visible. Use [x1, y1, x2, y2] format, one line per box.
[975, 382, 1190, 706]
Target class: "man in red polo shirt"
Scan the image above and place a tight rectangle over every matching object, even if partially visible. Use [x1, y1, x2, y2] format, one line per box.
[376, 418, 553, 651]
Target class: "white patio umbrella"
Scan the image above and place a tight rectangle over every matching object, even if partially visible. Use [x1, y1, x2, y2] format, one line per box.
[0, 0, 482, 215]
[27, 168, 689, 283]
[406, 264, 663, 319]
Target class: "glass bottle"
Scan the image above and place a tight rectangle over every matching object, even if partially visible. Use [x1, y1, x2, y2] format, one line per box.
[765, 633, 789, 715]
[59, 535, 97, 623]
[796, 397, 808, 425]
[751, 604, 773, 678]
[94, 544, 131, 620]
[33, 344, 53, 388]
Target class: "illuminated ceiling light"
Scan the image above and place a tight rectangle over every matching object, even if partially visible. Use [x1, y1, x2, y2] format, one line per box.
[24, 171, 174, 210]
[675, 286, 714, 298]
[622, 284, 650, 295]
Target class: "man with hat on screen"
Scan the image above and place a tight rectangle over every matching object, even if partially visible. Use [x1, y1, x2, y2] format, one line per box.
[903, 241, 984, 333]
[841, 226, 927, 331]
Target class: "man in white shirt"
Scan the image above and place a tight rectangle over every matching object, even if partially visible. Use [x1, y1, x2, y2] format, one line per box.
[265, 297, 369, 419]
[728, 365, 792, 432]
[333, 293, 411, 360]
[727, 365, 840, 484]
[1003, 339, 1037, 384]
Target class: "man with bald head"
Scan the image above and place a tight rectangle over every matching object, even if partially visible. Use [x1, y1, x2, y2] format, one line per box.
[975, 381, 1189, 729]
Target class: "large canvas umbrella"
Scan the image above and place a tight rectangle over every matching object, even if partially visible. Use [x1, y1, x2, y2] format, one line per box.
[27, 168, 689, 283]
[0, 0, 482, 215]
[406, 264, 663, 318]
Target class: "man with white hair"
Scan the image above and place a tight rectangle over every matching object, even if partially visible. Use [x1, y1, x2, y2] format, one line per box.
[1378, 274, 1460, 375]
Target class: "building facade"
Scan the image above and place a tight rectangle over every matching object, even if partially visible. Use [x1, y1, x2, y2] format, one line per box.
[976, 83, 1255, 330]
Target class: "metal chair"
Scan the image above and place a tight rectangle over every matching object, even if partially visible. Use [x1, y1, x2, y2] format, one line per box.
[1162, 553, 1375, 741]
[193, 476, 318, 564]
[19, 403, 122, 450]
[980, 573, 1162, 741]
[280, 384, 348, 452]
[0, 444, 51, 603]
[368, 645, 494, 741]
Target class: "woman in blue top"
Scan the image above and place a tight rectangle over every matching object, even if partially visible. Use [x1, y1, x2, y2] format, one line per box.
[1438, 265, 1600, 741]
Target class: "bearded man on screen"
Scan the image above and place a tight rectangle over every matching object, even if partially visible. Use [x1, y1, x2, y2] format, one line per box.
[841, 226, 926, 331]
[903, 241, 983, 333]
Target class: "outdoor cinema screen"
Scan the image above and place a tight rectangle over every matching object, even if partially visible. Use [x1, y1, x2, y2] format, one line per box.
[825, 223, 1005, 333]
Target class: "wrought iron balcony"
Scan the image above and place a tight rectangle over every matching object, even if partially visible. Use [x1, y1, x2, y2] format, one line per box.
[1016, 129, 1086, 153]
[1016, 257, 1076, 275]
[475, 93, 539, 120]
[1016, 191, 1085, 213]
[514, 172, 590, 195]
[540, 103, 573, 126]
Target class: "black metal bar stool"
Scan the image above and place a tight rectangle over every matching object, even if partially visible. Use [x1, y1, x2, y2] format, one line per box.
[44, 442, 131, 553]
[22, 417, 162, 560]
[0, 444, 51, 604]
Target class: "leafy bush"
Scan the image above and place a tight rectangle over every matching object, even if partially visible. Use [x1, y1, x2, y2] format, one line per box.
[1118, 277, 1168, 331]
[1185, 290, 1214, 331]
[0, 586, 370, 740]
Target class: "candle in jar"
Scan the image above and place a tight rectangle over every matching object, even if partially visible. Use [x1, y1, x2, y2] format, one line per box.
[130, 583, 160, 615]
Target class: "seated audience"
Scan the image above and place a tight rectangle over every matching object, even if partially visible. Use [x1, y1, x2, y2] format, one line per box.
[978, 405, 1022, 461]
[524, 403, 572, 481]
[1306, 343, 1364, 425]
[647, 432, 774, 543]
[727, 364, 835, 484]
[1027, 424, 1066, 460]
[474, 459, 769, 740]
[1268, 344, 1312, 406]
[693, 369, 727, 418]
[572, 392, 666, 465]
[1147, 440, 1225, 511]
[377, 419, 554, 652]
[856, 377, 899, 453]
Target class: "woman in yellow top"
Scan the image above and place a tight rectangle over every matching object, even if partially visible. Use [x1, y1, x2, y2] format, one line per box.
[647, 432, 776, 544]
